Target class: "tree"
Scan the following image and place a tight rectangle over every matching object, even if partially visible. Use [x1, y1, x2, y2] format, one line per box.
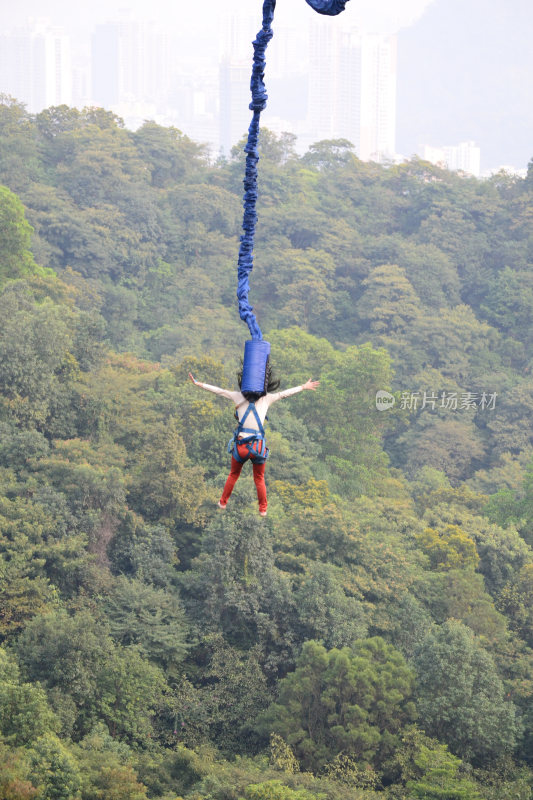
[128, 418, 210, 527]
[0, 282, 76, 430]
[35, 438, 127, 522]
[269, 734, 300, 774]
[133, 121, 207, 187]
[417, 484, 531, 595]
[14, 609, 115, 738]
[257, 129, 298, 166]
[416, 569, 508, 645]
[401, 418, 486, 484]
[53, 125, 147, 208]
[275, 250, 337, 334]
[406, 304, 500, 384]
[243, 781, 317, 800]
[107, 512, 178, 586]
[0, 495, 66, 638]
[180, 499, 297, 670]
[28, 734, 81, 800]
[165, 184, 239, 236]
[14, 610, 166, 743]
[293, 562, 367, 648]
[484, 379, 533, 459]
[0, 423, 49, 472]
[257, 638, 416, 772]
[0, 481, 99, 595]
[96, 645, 166, 744]
[406, 747, 482, 800]
[415, 524, 479, 571]
[321, 752, 380, 790]
[396, 240, 461, 309]
[0, 96, 41, 190]
[302, 139, 355, 170]
[485, 453, 533, 546]
[0, 186, 43, 284]
[416, 201, 489, 308]
[414, 620, 519, 763]
[105, 576, 188, 670]
[355, 265, 422, 336]
[481, 266, 533, 340]
[497, 563, 533, 646]
[72, 723, 148, 800]
[90, 767, 149, 800]
[267, 328, 392, 495]
[0, 553, 57, 639]
[0, 739, 39, 799]
[0, 649, 58, 746]
[390, 727, 482, 800]
[188, 634, 272, 756]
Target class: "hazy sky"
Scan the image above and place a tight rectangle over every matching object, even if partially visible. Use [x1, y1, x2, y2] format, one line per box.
[0, 0, 436, 37]
[397, 0, 533, 169]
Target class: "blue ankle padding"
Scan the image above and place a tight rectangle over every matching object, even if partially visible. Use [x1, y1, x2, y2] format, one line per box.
[241, 340, 271, 394]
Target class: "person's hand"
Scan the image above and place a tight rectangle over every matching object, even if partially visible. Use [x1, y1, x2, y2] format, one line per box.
[188, 372, 198, 385]
[303, 379, 320, 391]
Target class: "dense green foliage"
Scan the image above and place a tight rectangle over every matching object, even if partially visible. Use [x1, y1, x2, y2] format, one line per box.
[0, 96, 532, 799]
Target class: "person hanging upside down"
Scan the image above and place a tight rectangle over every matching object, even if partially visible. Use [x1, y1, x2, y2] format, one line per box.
[188, 367, 319, 516]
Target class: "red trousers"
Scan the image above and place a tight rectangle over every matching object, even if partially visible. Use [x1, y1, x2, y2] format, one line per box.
[220, 442, 267, 512]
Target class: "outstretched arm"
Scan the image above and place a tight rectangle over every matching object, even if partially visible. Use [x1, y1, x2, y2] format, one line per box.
[266, 378, 320, 407]
[188, 373, 243, 403]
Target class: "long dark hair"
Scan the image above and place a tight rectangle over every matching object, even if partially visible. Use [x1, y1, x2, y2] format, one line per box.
[237, 358, 280, 401]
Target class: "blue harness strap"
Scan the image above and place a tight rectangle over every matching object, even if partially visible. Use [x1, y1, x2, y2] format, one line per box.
[228, 402, 269, 464]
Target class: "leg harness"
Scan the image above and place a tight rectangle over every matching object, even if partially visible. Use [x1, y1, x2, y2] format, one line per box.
[227, 402, 269, 464]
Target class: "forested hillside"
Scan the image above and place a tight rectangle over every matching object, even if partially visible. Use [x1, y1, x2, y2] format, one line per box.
[1, 95, 533, 799]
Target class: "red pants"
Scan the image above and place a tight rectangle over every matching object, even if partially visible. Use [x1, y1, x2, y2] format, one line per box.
[220, 443, 267, 512]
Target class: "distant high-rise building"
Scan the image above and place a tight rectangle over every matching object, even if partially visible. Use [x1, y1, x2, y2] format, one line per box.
[306, 24, 397, 161]
[422, 141, 481, 177]
[307, 22, 338, 141]
[218, 14, 256, 156]
[218, 15, 310, 155]
[219, 59, 251, 155]
[216, 15, 397, 159]
[268, 24, 307, 79]
[91, 17, 173, 112]
[357, 34, 397, 161]
[421, 144, 446, 167]
[91, 22, 121, 107]
[0, 21, 72, 111]
[443, 141, 480, 177]
[221, 14, 258, 63]
[168, 71, 219, 155]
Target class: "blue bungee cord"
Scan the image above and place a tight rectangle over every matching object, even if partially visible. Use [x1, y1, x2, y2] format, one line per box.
[236, 0, 276, 342]
[236, 0, 350, 391]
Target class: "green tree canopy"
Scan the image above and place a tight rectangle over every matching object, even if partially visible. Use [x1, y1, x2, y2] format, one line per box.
[414, 620, 519, 763]
[0, 186, 42, 284]
[258, 638, 416, 772]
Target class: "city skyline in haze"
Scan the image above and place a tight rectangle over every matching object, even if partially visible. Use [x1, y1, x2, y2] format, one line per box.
[0, 0, 531, 174]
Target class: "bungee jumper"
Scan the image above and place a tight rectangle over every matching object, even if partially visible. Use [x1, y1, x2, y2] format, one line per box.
[188, 0, 348, 514]
[189, 370, 319, 515]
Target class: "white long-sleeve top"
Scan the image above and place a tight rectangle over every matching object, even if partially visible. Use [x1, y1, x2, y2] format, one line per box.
[196, 382, 304, 437]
